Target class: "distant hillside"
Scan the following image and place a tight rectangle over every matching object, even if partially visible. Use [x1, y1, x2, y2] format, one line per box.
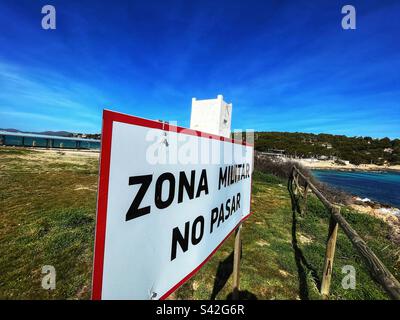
[0, 128, 20, 133]
[0, 128, 73, 137]
[255, 132, 400, 165]
[0, 128, 100, 139]
[38, 131, 74, 137]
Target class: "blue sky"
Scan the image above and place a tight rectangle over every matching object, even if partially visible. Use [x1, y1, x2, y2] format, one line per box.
[0, 0, 399, 138]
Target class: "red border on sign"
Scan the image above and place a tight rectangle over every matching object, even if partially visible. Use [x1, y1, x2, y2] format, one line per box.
[91, 109, 254, 300]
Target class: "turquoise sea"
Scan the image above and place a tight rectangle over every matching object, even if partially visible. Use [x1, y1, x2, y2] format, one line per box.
[312, 170, 400, 208]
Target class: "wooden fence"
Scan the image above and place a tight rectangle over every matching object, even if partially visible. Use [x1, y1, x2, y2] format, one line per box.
[290, 166, 400, 300]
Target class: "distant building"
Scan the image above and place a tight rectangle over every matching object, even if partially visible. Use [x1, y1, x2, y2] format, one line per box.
[321, 143, 332, 149]
[0, 131, 100, 150]
[267, 149, 286, 155]
[190, 94, 232, 138]
[335, 159, 350, 165]
[384, 148, 393, 153]
[257, 149, 287, 159]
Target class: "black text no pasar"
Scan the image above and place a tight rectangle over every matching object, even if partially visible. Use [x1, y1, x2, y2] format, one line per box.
[170, 193, 241, 261]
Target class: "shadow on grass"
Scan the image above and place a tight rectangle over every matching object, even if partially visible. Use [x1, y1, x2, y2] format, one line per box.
[210, 250, 258, 300]
[226, 290, 258, 300]
[288, 175, 321, 300]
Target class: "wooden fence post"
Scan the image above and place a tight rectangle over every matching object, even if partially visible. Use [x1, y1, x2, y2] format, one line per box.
[293, 172, 298, 196]
[290, 166, 400, 299]
[232, 224, 242, 300]
[291, 167, 297, 192]
[302, 182, 309, 216]
[320, 207, 339, 298]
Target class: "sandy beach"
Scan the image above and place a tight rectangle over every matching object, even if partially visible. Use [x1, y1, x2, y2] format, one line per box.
[297, 159, 400, 172]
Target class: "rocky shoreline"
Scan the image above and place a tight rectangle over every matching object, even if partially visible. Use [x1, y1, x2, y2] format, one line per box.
[350, 197, 400, 245]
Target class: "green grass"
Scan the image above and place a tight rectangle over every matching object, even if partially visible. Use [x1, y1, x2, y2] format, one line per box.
[173, 171, 400, 300]
[0, 148, 98, 299]
[0, 147, 399, 299]
[0, 148, 32, 155]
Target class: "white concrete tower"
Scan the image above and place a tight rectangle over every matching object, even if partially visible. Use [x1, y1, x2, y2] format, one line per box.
[190, 94, 232, 138]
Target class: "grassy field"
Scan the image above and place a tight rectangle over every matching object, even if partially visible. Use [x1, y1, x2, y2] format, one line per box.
[0, 147, 399, 299]
[0, 148, 98, 299]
